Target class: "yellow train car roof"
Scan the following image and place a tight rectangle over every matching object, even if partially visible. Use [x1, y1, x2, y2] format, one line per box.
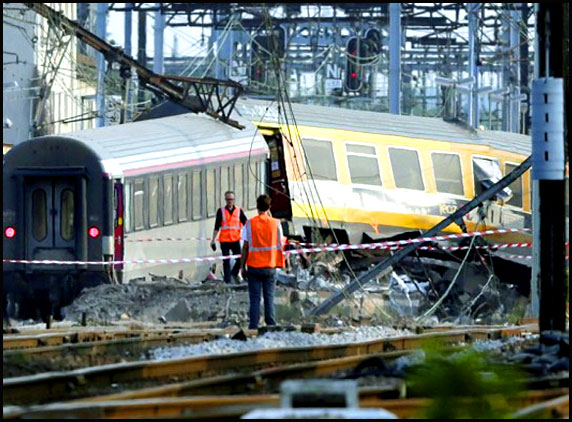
[236, 98, 531, 156]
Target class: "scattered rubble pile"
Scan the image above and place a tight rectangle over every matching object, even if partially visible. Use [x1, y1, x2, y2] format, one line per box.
[281, 230, 532, 325]
[505, 331, 570, 377]
[62, 280, 250, 324]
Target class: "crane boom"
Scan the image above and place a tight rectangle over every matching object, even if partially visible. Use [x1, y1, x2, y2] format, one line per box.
[24, 3, 244, 129]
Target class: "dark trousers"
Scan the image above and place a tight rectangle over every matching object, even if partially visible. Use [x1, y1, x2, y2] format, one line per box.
[247, 268, 277, 329]
[220, 241, 241, 283]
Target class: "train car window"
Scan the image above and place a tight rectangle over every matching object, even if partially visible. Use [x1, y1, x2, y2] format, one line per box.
[301, 138, 338, 181]
[124, 182, 132, 233]
[206, 169, 216, 217]
[505, 163, 523, 207]
[221, 166, 230, 200]
[472, 157, 512, 200]
[347, 144, 375, 155]
[234, 163, 244, 206]
[215, 168, 221, 209]
[431, 153, 464, 196]
[247, 163, 257, 210]
[346, 143, 382, 186]
[32, 189, 48, 241]
[178, 173, 187, 222]
[388, 148, 425, 191]
[191, 170, 202, 220]
[113, 186, 118, 228]
[149, 176, 159, 227]
[133, 179, 145, 230]
[60, 189, 75, 241]
[164, 174, 174, 225]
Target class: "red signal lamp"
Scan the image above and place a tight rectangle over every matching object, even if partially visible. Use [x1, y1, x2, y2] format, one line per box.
[5, 226, 16, 238]
[88, 226, 100, 238]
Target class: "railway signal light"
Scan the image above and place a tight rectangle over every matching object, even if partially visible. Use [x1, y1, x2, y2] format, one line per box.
[251, 28, 285, 85]
[362, 28, 381, 65]
[88, 226, 100, 238]
[346, 37, 360, 92]
[5, 226, 16, 238]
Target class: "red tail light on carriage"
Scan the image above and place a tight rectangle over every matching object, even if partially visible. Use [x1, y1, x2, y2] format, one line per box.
[88, 226, 100, 238]
[4, 226, 16, 238]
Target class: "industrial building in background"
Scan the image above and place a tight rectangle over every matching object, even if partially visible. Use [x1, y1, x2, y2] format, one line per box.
[3, 3, 98, 145]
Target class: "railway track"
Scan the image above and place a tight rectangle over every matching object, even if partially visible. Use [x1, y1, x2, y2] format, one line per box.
[4, 388, 568, 419]
[2, 323, 346, 352]
[3, 330, 232, 363]
[3, 325, 537, 406]
[2, 324, 227, 350]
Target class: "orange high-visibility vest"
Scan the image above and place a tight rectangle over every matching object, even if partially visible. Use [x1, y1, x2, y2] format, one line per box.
[219, 206, 243, 243]
[246, 214, 285, 269]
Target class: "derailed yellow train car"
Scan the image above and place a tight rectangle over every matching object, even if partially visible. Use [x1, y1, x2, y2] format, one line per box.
[236, 98, 532, 244]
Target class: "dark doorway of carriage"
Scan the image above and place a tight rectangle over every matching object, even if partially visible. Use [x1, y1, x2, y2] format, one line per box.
[26, 179, 76, 261]
[19, 179, 77, 321]
[260, 128, 293, 220]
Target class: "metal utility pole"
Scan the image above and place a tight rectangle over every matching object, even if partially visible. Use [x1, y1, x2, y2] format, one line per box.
[501, 6, 511, 132]
[137, 10, 147, 106]
[121, 3, 133, 124]
[124, 4, 132, 57]
[510, 4, 521, 133]
[467, 2, 479, 128]
[533, 4, 567, 333]
[95, 3, 107, 127]
[153, 3, 165, 75]
[520, 3, 530, 133]
[389, 3, 401, 114]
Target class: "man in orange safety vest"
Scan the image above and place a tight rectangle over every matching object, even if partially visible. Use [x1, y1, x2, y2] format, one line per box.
[211, 191, 248, 284]
[240, 194, 285, 330]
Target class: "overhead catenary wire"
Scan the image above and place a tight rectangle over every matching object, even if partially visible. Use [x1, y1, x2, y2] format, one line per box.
[415, 233, 479, 323]
[258, 5, 394, 318]
[260, 6, 359, 302]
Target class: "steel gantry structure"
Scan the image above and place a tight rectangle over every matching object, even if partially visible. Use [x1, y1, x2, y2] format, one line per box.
[103, 3, 534, 131]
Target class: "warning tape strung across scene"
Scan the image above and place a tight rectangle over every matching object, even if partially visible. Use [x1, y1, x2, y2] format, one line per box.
[2, 247, 569, 266]
[495, 254, 570, 261]
[125, 228, 531, 244]
[4, 229, 569, 266]
[126, 237, 214, 242]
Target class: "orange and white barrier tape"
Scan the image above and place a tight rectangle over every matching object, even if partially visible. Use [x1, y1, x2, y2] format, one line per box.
[126, 236, 213, 242]
[126, 228, 532, 244]
[4, 229, 568, 266]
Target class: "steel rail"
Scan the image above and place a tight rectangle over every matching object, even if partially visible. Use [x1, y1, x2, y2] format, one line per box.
[81, 350, 412, 402]
[510, 393, 569, 419]
[2, 332, 227, 370]
[3, 327, 229, 351]
[3, 326, 537, 406]
[4, 388, 567, 419]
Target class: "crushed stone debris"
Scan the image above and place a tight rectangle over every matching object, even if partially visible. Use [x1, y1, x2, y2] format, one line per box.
[146, 325, 411, 361]
[470, 334, 539, 353]
[62, 280, 249, 324]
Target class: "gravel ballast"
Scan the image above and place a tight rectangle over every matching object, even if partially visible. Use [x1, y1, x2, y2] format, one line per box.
[147, 326, 412, 361]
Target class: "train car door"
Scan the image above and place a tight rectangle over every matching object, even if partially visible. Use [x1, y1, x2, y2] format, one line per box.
[25, 179, 76, 260]
[113, 181, 124, 282]
[261, 128, 293, 220]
